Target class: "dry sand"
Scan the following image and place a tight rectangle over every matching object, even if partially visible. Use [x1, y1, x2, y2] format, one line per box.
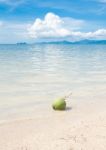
[0, 96, 106, 150]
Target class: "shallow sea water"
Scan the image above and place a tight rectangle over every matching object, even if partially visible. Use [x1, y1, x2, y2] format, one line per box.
[0, 44, 106, 121]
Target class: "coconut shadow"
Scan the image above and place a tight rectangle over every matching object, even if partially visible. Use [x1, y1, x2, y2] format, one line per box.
[65, 106, 72, 111]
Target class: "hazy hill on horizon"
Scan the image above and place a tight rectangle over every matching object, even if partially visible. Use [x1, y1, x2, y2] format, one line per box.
[36, 39, 106, 44]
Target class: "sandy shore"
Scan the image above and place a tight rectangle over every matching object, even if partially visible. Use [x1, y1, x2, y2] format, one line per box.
[0, 96, 106, 150]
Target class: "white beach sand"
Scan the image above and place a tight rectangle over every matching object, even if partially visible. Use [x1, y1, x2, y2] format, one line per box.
[0, 93, 106, 150]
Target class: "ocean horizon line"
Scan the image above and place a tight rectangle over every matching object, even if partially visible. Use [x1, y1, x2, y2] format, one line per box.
[0, 39, 106, 45]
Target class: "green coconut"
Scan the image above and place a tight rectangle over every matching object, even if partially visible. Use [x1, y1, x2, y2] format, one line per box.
[52, 97, 66, 110]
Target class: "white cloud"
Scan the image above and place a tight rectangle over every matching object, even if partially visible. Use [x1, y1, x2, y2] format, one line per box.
[70, 29, 106, 40]
[28, 12, 106, 41]
[84, 29, 106, 38]
[28, 13, 70, 38]
[28, 12, 84, 39]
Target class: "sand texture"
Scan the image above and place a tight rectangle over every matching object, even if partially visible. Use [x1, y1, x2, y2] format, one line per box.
[0, 103, 106, 150]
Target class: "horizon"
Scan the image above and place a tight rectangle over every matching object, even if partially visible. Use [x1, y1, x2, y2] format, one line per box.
[0, 39, 106, 45]
[0, 0, 106, 43]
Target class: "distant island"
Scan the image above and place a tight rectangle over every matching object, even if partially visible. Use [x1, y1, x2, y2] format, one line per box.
[35, 40, 106, 44]
[16, 42, 27, 45]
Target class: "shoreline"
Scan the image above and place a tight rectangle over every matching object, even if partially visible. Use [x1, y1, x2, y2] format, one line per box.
[0, 96, 106, 150]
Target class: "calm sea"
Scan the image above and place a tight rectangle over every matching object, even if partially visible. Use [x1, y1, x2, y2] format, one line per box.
[0, 44, 106, 121]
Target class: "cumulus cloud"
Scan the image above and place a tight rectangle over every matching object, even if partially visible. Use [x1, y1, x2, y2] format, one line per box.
[28, 12, 84, 39]
[83, 29, 106, 38]
[28, 13, 71, 38]
[70, 29, 106, 40]
[28, 12, 106, 41]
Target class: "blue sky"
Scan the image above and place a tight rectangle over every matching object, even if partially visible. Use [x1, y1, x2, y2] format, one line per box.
[0, 0, 106, 43]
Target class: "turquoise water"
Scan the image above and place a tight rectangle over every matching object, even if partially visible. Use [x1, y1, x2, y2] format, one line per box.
[0, 44, 106, 121]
